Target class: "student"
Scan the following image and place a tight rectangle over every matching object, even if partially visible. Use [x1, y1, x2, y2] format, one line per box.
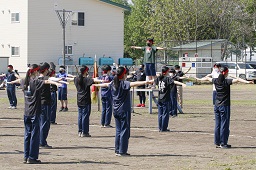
[38, 62, 53, 148]
[174, 65, 185, 108]
[95, 66, 153, 156]
[155, 66, 186, 132]
[49, 68, 58, 124]
[74, 66, 103, 137]
[135, 64, 146, 107]
[197, 66, 252, 148]
[169, 68, 178, 117]
[131, 38, 165, 88]
[99, 65, 113, 128]
[207, 63, 221, 105]
[56, 66, 74, 112]
[0, 65, 19, 109]
[8, 64, 61, 164]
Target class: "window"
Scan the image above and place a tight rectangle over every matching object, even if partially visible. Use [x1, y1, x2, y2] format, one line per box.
[11, 47, 20, 56]
[72, 12, 84, 26]
[65, 46, 72, 55]
[11, 13, 20, 22]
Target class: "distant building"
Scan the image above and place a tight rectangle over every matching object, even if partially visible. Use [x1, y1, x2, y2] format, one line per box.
[171, 39, 227, 77]
[0, 0, 129, 73]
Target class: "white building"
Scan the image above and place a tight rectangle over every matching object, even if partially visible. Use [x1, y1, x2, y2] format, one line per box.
[171, 39, 227, 77]
[0, 0, 129, 73]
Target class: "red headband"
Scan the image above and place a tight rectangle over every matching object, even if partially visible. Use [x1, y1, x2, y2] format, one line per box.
[82, 67, 89, 75]
[40, 68, 48, 73]
[162, 68, 169, 75]
[29, 67, 40, 74]
[49, 70, 55, 77]
[222, 69, 229, 75]
[118, 68, 127, 79]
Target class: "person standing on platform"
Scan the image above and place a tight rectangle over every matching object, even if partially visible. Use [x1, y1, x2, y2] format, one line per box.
[131, 38, 165, 88]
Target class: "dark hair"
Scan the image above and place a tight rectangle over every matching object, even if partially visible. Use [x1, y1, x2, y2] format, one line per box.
[39, 62, 50, 73]
[102, 65, 111, 73]
[169, 68, 176, 74]
[214, 63, 221, 68]
[8, 65, 13, 69]
[59, 65, 65, 69]
[217, 66, 229, 84]
[159, 66, 169, 80]
[113, 66, 126, 89]
[23, 64, 39, 91]
[174, 65, 180, 69]
[78, 66, 89, 87]
[140, 64, 145, 68]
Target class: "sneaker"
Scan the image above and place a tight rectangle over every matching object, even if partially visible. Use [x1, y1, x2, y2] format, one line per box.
[40, 144, 52, 149]
[23, 158, 28, 164]
[160, 129, 170, 132]
[172, 115, 177, 118]
[116, 153, 130, 156]
[62, 107, 68, 112]
[100, 125, 104, 128]
[51, 122, 57, 125]
[141, 104, 145, 107]
[220, 144, 231, 149]
[81, 133, 91, 137]
[59, 107, 64, 112]
[136, 104, 142, 107]
[8, 106, 12, 109]
[104, 125, 113, 128]
[11, 106, 17, 109]
[27, 159, 41, 164]
[78, 132, 82, 137]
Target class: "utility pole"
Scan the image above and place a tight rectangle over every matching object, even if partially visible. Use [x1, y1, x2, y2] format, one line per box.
[55, 9, 72, 67]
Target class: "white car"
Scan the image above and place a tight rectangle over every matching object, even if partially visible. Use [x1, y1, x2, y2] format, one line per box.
[216, 62, 256, 80]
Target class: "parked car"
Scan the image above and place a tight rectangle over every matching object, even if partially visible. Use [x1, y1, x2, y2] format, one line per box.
[246, 62, 256, 69]
[216, 62, 256, 80]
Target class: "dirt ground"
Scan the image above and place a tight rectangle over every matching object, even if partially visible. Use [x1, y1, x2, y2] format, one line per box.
[0, 84, 255, 170]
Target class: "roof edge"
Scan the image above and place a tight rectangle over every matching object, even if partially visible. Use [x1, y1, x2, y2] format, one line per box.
[99, 0, 131, 11]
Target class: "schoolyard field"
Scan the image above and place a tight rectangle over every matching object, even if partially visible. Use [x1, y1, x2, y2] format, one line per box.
[0, 84, 255, 170]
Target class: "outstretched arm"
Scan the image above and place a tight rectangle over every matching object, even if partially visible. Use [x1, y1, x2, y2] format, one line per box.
[131, 46, 142, 49]
[93, 78, 107, 83]
[130, 80, 154, 87]
[174, 81, 187, 87]
[94, 83, 110, 88]
[44, 80, 62, 87]
[156, 47, 166, 50]
[196, 77, 213, 82]
[7, 79, 21, 84]
[0, 74, 6, 78]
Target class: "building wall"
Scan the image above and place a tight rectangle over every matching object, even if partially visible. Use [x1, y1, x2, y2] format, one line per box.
[0, 0, 28, 72]
[28, 0, 124, 70]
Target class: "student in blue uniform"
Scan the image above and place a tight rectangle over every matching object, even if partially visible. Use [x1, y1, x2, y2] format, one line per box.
[38, 62, 53, 148]
[74, 66, 103, 137]
[56, 66, 74, 112]
[8, 64, 61, 164]
[95, 66, 153, 156]
[99, 65, 113, 128]
[135, 64, 146, 107]
[155, 66, 186, 132]
[197, 66, 252, 148]
[169, 68, 178, 117]
[0, 65, 19, 109]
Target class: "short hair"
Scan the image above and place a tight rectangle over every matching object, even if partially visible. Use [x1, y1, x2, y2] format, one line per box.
[174, 65, 180, 69]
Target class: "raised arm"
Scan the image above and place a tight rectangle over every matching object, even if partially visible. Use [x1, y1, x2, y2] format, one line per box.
[174, 81, 187, 87]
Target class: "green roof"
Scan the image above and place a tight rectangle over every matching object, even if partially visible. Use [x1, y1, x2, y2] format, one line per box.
[99, 0, 131, 11]
[171, 39, 227, 50]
